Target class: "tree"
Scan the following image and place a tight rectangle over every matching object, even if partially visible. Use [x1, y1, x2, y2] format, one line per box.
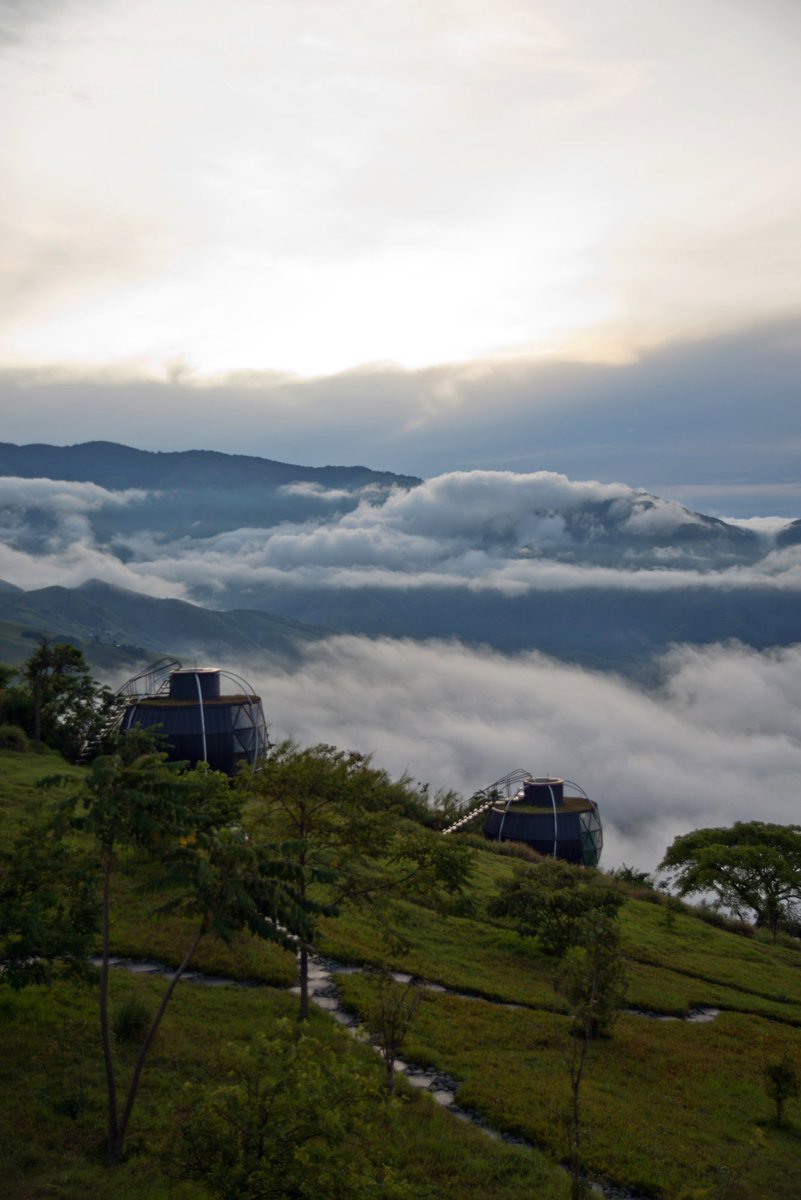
[763, 1051, 800, 1128]
[45, 730, 320, 1166]
[249, 741, 473, 1020]
[173, 1021, 412, 1200]
[659, 822, 801, 937]
[0, 824, 97, 989]
[556, 911, 627, 1040]
[1, 639, 114, 759]
[363, 966, 423, 1095]
[488, 857, 623, 957]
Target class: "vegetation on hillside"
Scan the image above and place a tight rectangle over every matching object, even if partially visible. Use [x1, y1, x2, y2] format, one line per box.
[2, 649, 801, 1199]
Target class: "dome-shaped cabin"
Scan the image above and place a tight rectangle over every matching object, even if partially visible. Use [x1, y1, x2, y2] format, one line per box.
[483, 775, 602, 866]
[117, 661, 267, 776]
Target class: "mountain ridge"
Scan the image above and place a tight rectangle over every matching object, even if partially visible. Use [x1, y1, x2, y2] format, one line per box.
[0, 440, 421, 491]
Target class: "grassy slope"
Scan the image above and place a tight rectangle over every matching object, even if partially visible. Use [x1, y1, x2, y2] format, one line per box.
[2, 748, 801, 1199]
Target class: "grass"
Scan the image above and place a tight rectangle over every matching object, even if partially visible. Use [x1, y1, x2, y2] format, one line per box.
[3, 746, 801, 1198]
[0, 975, 569, 1200]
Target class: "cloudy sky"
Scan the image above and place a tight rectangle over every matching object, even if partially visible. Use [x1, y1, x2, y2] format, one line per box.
[1, 0, 800, 510]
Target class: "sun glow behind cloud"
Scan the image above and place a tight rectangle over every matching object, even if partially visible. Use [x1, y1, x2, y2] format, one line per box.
[2, 0, 800, 378]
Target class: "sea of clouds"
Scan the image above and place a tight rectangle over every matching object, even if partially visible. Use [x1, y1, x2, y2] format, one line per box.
[2, 470, 800, 873]
[1, 470, 800, 601]
[244, 635, 801, 875]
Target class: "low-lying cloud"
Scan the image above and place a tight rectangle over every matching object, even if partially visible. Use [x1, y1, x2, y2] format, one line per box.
[1, 467, 799, 601]
[251, 636, 801, 873]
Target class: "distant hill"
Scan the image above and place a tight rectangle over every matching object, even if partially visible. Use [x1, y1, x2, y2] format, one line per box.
[0, 580, 327, 681]
[2, 577, 799, 681]
[0, 440, 421, 543]
[0, 440, 421, 492]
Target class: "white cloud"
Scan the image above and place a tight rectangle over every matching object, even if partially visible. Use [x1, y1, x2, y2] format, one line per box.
[249, 636, 801, 873]
[1, 0, 800, 376]
[4, 467, 801, 599]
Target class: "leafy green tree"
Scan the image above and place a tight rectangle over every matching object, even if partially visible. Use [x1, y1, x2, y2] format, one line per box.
[659, 822, 801, 937]
[556, 910, 627, 1040]
[489, 857, 623, 957]
[1, 639, 114, 759]
[173, 1021, 412, 1200]
[250, 740, 473, 1019]
[763, 1051, 800, 1128]
[45, 730, 321, 1166]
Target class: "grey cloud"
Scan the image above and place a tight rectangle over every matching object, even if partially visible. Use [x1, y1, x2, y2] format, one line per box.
[1, 318, 800, 513]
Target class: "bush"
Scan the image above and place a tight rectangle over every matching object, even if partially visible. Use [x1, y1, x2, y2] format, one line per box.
[0, 724, 31, 752]
[113, 993, 151, 1045]
[692, 902, 754, 937]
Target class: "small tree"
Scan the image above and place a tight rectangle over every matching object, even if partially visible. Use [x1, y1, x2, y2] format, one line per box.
[173, 1022, 412, 1200]
[363, 966, 423, 1095]
[554, 913, 625, 1200]
[489, 857, 623, 957]
[763, 1051, 800, 1128]
[250, 741, 473, 1020]
[45, 731, 320, 1165]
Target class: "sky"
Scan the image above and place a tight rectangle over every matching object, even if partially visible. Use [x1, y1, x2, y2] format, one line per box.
[1, 0, 800, 511]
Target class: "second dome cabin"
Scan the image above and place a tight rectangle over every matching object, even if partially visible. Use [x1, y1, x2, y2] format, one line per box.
[484, 775, 602, 866]
[443, 769, 603, 866]
[115, 660, 267, 776]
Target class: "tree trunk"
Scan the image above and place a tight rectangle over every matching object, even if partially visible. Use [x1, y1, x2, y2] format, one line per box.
[386, 1054, 395, 1096]
[33, 680, 42, 743]
[111, 922, 204, 1164]
[100, 856, 119, 1165]
[298, 943, 310, 1021]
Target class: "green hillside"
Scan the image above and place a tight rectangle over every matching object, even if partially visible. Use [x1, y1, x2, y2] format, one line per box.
[2, 748, 800, 1199]
[0, 581, 327, 675]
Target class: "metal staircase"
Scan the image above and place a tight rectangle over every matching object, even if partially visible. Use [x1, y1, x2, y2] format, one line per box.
[76, 658, 183, 764]
[441, 767, 533, 835]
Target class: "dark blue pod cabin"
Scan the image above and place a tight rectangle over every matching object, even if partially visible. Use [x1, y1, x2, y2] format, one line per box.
[119, 665, 267, 776]
[483, 776, 603, 866]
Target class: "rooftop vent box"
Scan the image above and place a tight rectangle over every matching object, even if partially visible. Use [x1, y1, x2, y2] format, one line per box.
[169, 669, 221, 701]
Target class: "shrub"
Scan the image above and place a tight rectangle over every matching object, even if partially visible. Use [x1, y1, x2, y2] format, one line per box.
[0, 723, 31, 752]
[113, 993, 151, 1045]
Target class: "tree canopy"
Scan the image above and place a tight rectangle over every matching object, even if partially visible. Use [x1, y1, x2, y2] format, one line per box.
[489, 857, 623, 957]
[0, 639, 114, 760]
[250, 740, 473, 1018]
[659, 821, 801, 936]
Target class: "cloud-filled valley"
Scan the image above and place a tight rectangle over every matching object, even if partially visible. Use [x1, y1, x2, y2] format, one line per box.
[1, 466, 800, 606]
[1, 445, 799, 873]
[253, 635, 801, 873]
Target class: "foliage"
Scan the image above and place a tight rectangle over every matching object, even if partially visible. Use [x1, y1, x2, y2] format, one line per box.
[362, 966, 424, 1094]
[173, 1021, 412, 1200]
[659, 821, 801, 937]
[0, 723, 30, 751]
[763, 1051, 799, 1128]
[250, 740, 473, 1017]
[0, 823, 97, 988]
[556, 912, 627, 1040]
[0, 639, 115, 760]
[488, 858, 623, 957]
[42, 730, 322, 1165]
[113, 994, 151, 1045]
